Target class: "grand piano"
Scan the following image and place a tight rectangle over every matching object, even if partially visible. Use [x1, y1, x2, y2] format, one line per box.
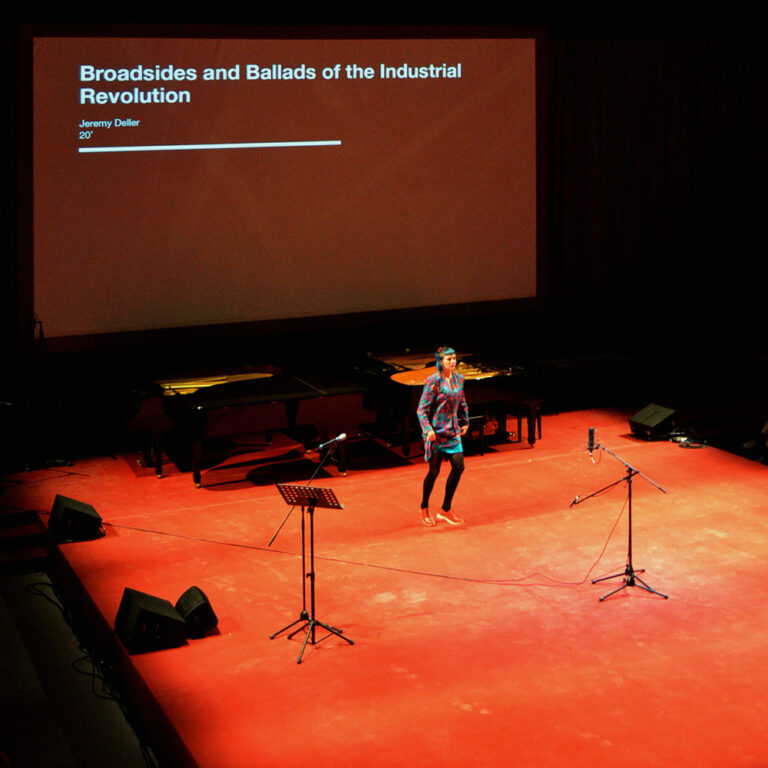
[128, 351, 541, 483]
[355, 351, 544, 456]
[157, 369, 367, 486]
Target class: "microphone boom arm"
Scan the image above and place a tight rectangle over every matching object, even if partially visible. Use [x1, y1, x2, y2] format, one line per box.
[573, 440, 669, 601]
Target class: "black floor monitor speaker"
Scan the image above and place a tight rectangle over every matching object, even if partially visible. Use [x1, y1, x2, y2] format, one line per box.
[175, 586, 219, 637]
[48, 494, 104, 541]
[115, 587, 187, 654]
[629, 404, 676, 441]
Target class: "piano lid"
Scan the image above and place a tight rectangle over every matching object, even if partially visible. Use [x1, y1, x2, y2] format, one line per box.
[390, 358, 528, 387]
[157, 371, 274, 396]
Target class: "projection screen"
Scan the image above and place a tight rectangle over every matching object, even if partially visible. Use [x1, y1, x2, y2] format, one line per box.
[32, 34, 538, 341]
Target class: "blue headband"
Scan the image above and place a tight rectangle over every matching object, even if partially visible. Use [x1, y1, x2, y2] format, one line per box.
[435, 346, 456, 371]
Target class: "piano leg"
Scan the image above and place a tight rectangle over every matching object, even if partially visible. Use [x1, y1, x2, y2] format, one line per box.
[336, 442, 348, 475]
[524, 399, 544, 445]
[152, 430, 163, 478]
[189, 408, 206, 487]
[492, 403, 508, 439]
[192, 439, 203, 487]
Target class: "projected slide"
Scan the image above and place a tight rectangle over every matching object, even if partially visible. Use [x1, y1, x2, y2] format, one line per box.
[33, 35, 537, 339]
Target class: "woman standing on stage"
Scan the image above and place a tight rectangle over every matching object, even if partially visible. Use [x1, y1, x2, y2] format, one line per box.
[417, 346, 469, 527]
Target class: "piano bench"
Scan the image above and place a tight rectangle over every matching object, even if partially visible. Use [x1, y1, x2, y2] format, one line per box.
[467, 412, 488, 455]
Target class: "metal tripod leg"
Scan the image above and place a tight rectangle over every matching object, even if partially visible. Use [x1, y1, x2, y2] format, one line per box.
[288, 618, 354, 664]
[593, 563, 668, 602]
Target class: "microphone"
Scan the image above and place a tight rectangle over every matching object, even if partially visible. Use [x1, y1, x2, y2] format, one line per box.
[587, 427, 596, 463]
[317, 433, 347, 450]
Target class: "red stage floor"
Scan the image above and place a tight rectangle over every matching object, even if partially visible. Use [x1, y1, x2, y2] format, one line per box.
[5, 408, 768, 767]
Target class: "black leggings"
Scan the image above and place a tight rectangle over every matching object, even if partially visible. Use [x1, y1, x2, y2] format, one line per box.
[421, 451, 465, 511]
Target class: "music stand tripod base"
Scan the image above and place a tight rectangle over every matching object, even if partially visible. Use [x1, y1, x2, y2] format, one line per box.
[270, 483, 354, 663]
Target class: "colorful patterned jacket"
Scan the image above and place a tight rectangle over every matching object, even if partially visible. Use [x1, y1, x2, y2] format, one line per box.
[416, 371, 469, 461]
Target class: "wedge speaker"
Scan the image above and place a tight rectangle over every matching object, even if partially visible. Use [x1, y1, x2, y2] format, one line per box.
[629, 404, 676, 441]
[115, 587, 187, 654]
[175, 586, 218, 637]
[48, 495, 104, 542]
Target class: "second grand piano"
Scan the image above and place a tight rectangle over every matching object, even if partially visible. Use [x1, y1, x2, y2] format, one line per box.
[357, 351, 544, 456]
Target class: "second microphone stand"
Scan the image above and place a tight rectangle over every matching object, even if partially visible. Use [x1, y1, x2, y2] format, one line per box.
[573, 442, 669, 602]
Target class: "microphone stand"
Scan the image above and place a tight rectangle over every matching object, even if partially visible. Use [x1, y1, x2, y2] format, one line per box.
[572, 442, 669, 601]
[267, 441, 335, 549]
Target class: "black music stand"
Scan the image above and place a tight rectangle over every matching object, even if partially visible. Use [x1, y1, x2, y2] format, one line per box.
[270, 483, 354, 663]
[572, 443, 669, 602]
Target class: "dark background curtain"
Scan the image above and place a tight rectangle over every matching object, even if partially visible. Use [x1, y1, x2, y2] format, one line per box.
[545, 37, 763, 362]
